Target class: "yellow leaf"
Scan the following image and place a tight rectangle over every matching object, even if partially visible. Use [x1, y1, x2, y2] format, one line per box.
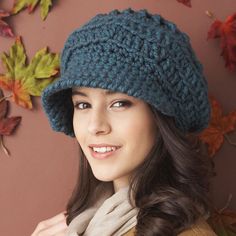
[12, 0, 53, 20]
[40, 0, 52, 20]
[0, 36, 60, 109]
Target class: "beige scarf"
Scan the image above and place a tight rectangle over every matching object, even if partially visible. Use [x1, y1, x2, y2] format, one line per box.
[65, 185, 138, 236]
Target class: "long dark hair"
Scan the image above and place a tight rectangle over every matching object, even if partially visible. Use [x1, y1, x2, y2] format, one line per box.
[65, 105, 215, 236]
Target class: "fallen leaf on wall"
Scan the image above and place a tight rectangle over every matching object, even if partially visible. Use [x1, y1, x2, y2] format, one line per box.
[208, 209, 236, 236]
[207, 12, 236, 71]
[12, 0, 53, 20]
[176, 0, 192, 7]
[0, 36, 60, 109]
[0, 89, 21, 156]
[0, 9, 14, 37]
[198, 95, 236, 157]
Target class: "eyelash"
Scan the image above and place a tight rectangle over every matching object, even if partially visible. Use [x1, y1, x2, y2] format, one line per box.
[73, 100, 132, 110]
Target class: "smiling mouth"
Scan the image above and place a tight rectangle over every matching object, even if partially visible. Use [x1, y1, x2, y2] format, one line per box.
[89, 146, 121, 159]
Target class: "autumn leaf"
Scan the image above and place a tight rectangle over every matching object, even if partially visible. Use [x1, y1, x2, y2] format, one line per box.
[176, 0, 192, 7]
[207, 12, 236, 71]
[0, 9, 14, 37]
[208, 209, 236, 236]
[0, 93, 21, 136]
[198, 95, 236, 157]
[11, 0, 53, 20]
[0, 89, 21, 156]
[0, 36, 60, 109]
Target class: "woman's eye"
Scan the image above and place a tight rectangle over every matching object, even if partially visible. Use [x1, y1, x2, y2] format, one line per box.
[112, 100, 131, 108]
[73, 100, 131, 110]
[73, 102, 90, 110]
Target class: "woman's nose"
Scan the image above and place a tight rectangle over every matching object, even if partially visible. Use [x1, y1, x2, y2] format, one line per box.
[87, 110, 111, 135]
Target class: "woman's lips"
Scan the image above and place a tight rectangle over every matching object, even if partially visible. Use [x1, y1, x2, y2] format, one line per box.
[89, 147, 121, 160]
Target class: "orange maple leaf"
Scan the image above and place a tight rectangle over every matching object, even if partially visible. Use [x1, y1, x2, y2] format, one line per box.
[0, 77, 32, 109]
[0, 36, 60, 109]
[207, 12, 236, 71]
[198, 95, 236, 157]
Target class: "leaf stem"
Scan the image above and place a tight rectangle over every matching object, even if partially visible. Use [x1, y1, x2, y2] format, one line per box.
[219, 194, 233, 213]
[205, 10, 216, 20]
[0, 135, 10, 157]
[224, 134, 236, 146]
[0, 94, 13, 104]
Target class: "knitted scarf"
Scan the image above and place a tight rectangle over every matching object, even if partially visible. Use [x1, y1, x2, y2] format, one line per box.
[65, 186, 138, 236]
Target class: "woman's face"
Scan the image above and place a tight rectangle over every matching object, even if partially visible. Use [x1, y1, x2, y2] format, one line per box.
[72, 87, 158, 192]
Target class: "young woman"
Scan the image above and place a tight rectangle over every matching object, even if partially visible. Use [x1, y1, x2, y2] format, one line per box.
[32, 8, 217, 236]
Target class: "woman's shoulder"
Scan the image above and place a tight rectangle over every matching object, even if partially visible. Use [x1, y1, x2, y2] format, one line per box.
[178, 217, 217, 236]
[122, 217, 217, 236]
[122, 227, 136, 236]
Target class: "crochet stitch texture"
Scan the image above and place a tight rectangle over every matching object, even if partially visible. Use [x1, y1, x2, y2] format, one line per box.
[41, 8, 211, 137]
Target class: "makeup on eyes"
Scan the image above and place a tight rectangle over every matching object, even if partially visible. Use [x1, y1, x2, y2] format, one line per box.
[73, 99, 132, 110]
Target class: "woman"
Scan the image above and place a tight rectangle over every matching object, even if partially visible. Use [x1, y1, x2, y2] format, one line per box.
[32, 8, 217, 236]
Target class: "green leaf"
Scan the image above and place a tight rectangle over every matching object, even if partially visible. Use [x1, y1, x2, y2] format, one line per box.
[40, 0, 52, 20]
[0, 36, 60, 109]
[12, 0, 53, 20]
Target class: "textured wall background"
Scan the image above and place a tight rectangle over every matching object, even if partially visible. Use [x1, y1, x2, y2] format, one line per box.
[0, 0, 236, 235]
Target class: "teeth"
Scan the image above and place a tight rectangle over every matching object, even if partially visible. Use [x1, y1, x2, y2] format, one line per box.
[92, 146, 117, 153]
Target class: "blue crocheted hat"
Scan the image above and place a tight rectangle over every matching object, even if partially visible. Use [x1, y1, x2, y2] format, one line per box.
[41, 8, 210, 137]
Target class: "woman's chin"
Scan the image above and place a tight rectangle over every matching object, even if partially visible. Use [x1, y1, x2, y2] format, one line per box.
[93, 174, 115, 182]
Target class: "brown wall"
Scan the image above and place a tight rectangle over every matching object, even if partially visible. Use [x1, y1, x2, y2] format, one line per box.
[0, 0, 236, 235]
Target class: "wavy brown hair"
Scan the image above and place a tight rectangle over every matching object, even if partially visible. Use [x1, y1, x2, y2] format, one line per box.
[65, 105, 215, 236]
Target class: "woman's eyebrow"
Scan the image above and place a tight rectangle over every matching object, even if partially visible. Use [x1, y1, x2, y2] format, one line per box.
[71, 90, 122, 97]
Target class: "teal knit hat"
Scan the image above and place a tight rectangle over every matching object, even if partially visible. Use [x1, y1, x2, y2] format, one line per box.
[41, 8, 210, 137]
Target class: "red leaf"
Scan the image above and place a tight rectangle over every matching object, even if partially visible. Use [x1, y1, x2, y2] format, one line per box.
[0, 9, 14, 37]
[177, 0, 192, 7]
[0, 116, 21, 135]
[0, 89, 21, 136]
[198, 95, 236, 157]
[0, 94, 8, 120]
[207, 13, 236, 71]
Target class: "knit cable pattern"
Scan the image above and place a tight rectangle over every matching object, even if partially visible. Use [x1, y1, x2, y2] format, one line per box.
[41, 8, 210, 137]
